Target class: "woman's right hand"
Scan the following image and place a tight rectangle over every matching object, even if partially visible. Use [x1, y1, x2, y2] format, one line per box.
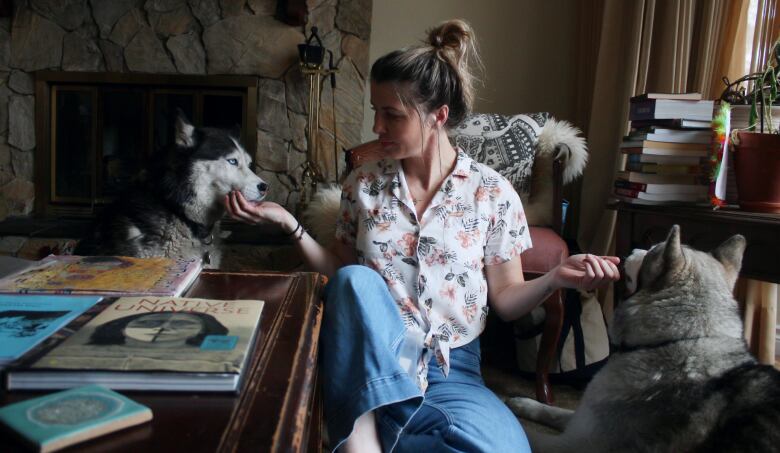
[225, 190, 297, 233]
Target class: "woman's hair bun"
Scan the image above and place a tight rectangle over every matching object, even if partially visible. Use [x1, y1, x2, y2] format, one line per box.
[427, 19, 474, 60]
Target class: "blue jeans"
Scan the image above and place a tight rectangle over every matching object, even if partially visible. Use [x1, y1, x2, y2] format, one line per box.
[321, 265, 530, 452]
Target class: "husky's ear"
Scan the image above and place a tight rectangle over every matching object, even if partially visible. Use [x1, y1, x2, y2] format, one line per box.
[663, 224, 684, 271]
[712, 234, 746, 288]
[175, 110, 196, 148]
[229, 123, 242, 142]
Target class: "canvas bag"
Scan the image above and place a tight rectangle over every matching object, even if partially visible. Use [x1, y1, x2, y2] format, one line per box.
[513, 288, 610, 380]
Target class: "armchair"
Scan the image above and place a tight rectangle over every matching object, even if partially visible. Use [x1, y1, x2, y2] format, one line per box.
[338, 113, 587, 404]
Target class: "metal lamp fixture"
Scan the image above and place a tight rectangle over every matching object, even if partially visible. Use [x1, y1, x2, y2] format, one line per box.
[297, 26, 338, 216]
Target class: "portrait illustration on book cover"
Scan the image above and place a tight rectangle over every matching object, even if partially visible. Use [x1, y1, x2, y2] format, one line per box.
[31, 297, 263, 374]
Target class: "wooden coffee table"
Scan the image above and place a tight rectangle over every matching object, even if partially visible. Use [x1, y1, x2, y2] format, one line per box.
[0, 270, 325, 453]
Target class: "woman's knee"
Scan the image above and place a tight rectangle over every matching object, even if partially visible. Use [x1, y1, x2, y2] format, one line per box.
[326, 265, 386, 306]
[323, 265, 397, 322]
[331, 265, 384, 289]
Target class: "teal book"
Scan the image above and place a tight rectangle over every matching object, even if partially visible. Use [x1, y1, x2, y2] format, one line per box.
[0, 385, 152, 452]
[0, 295, 102, 368]
[0, 385, 152, 453]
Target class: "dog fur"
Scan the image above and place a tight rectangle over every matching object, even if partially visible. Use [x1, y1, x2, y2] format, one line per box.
[74, 113, 267, 269]
[509, 225, 780, 452]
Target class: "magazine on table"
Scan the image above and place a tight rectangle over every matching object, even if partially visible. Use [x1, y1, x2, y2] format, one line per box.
[6, 296, 265, 392]
[0, 295, 103, 368]
[0, 255, 202, 297]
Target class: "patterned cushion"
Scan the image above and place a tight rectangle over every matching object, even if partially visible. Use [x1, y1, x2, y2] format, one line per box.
[449, 113, 550, 195]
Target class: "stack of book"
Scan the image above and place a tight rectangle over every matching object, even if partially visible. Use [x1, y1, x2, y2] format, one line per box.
[615, 93, 714, 205]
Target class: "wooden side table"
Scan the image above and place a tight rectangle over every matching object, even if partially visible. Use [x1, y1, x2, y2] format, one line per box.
[615, 203, 780, 363]
[1, 271, 325, 453]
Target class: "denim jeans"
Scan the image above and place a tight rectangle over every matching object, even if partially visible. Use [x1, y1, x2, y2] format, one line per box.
[321, 265, 530, 452]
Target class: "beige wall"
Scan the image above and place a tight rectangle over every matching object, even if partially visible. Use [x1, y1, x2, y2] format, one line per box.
[362, 0, 579, 140]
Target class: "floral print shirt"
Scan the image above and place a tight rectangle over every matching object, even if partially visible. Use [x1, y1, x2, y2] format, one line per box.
[335, 150, 532, 391]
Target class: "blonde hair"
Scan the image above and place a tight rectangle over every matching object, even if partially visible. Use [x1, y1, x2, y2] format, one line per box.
[371, 19, 482, 128]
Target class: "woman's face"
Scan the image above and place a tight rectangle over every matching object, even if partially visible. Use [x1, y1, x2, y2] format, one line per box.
[371, 82, 430, 160]
[123, 313, 204, 345]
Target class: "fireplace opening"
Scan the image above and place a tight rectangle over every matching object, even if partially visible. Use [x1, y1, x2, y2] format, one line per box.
[35, 71, 258, 218]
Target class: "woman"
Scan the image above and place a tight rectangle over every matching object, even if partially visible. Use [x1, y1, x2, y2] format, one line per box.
[226, 19, 619, 453]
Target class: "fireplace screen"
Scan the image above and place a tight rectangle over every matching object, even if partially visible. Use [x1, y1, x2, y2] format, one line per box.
[36, 72, 257, 217]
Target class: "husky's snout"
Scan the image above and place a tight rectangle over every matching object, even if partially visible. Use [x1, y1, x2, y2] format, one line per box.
[622, 248, 647, 296]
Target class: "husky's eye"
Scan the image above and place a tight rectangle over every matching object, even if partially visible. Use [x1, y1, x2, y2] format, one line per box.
[227, 158, 238, 166]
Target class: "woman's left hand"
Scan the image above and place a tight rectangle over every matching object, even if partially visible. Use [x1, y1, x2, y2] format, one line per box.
[551, 254, 620, 292]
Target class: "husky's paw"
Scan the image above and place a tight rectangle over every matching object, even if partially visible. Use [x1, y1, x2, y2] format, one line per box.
[507, 396, 548, 420]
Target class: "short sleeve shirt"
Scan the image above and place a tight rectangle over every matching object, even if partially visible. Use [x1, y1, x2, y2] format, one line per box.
[335, 150, 532, 391]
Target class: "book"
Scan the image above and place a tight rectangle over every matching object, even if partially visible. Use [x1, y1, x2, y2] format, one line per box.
[0, 295, 102, 368]
[624, 162, 704, 175]
[629, 99, 715, 122]
[613, 194, 709, 206]
[627, 128, 712, 144]
[621, 146, 710, 157]
[7, 297, 265, 392]
[631, 92, 703, 101]
[626, 153, 703, 165]
[614, 179, 709, 195]
[614, 188, 706, 202]
[0, 385, 152, 453]
[630, 118, 712, 129]
[0, 256, 38, 279]
[620, 140, 710, 150]
[616, 171, 704, 185]
[0, 256, 202, 297]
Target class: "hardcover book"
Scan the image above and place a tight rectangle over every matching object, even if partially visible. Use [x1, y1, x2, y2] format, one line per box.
[614, 179, 709, 195]
[629, 99, 714, 122]
[0, 295, 102, 368]
[0, 256, 202, 297]
[7, 297, 265, 392]
[0, 385, 152, 453]
[630, 118, 712, 129]
[630, 92, 703, 101]
[626, 153, 703, 165]
[616, 171, 705, 185]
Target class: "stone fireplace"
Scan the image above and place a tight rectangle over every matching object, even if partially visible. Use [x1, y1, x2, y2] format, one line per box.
[0, 0, 372, 221]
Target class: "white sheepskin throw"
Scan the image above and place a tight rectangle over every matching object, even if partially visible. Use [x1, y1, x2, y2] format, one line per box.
[301, 184, 342, 249]
[538, 118, 588, 185]
[520, 118, 588, 226]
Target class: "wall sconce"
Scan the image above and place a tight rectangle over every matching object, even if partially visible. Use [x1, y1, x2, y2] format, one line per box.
[297, 26, 338, 217]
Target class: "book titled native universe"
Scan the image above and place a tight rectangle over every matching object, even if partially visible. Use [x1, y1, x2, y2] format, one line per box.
[0, 385, 152, 453]
[6, 297, 265, 392]
[0, 256, 202, 297]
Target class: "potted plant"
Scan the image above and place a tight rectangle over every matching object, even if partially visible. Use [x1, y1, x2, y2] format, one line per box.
[729, 36, 780, 213]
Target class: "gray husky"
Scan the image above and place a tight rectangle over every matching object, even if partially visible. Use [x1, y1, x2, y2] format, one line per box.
[509, 225, 780, 452]
[74, 113, 267, 269]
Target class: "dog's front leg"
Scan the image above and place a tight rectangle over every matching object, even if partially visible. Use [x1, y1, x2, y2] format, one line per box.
[507, 397, 573, 431]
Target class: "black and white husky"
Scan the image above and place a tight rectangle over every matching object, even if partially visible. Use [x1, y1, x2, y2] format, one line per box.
[74, 113, 267, 269]
[510, 225, 780, 452]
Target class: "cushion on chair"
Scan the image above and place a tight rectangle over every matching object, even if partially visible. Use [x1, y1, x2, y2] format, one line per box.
[449, 113, 551, 196]
[521, 227, 569, 275]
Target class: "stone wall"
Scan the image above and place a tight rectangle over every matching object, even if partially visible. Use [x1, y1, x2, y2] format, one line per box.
[0, 0, 372, 220]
